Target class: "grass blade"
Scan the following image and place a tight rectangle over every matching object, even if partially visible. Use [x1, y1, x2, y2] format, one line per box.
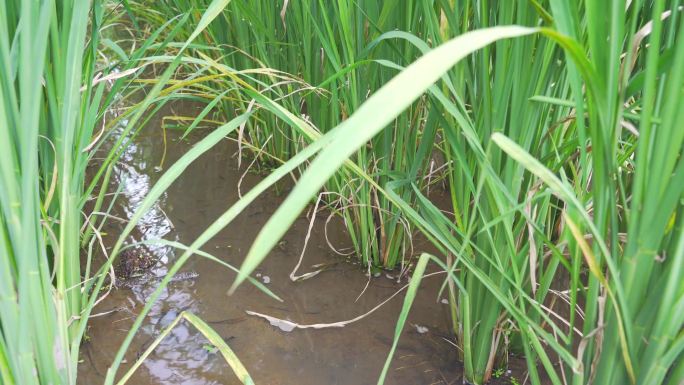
[232, 26, 538, 291]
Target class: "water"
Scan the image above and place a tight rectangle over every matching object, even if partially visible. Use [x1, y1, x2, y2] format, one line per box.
[77, 102, 466, 384]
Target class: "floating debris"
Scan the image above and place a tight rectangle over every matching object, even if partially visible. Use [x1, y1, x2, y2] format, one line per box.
[245, 311, 297, 332]
[415, 325, 429, 334]
[441, 298, 449, 305]
[262, 275, 271, 284]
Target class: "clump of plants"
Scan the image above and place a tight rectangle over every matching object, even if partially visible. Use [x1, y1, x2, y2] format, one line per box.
[2, 1, 682, 385]
[141, 1, 683, 384]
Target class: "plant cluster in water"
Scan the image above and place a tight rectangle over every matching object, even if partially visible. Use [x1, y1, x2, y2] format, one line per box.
[0, 1, 682, 385]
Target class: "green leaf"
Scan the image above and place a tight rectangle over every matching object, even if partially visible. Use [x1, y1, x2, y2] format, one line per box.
[232, 26, 539, 291]
[377, 253, 430, 384]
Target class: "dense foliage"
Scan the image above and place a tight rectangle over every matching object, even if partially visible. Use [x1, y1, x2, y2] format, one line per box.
[1, 1, 682, 384]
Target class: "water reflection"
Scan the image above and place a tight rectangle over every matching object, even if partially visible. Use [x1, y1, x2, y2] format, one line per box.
[107, 113, 208, 384]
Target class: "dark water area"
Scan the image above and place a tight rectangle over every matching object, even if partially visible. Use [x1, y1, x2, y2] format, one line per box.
[77, 102, 477, 385]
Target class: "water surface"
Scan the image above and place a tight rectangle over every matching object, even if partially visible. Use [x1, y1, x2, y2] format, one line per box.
[78, 104, 463, 385]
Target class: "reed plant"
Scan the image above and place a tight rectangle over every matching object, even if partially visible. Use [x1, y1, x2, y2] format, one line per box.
[0, 0, 264, 384]
[201, 1, 683, 385]
[137, 1, 575, 382]
[376, 3, 580, 382]
[0, 1, 116, 382]
[532, 1, 684, 384]
[4, 0, 681, 384]
[136, 0, 455, 270]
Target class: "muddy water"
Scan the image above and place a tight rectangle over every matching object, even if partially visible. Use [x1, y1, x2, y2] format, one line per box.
[77, 105, 463, 385]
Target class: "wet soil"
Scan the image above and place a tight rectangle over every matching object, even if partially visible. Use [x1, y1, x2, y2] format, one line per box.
[77, 103, 525, 385]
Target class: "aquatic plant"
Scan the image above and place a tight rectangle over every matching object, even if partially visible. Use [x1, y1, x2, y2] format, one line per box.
[2, 0, 682, 385]
[208, 1, 684, 384]
[137, 0, 453, 270]
[0, 0, 260, 384]
[0, 1, 121, 382]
